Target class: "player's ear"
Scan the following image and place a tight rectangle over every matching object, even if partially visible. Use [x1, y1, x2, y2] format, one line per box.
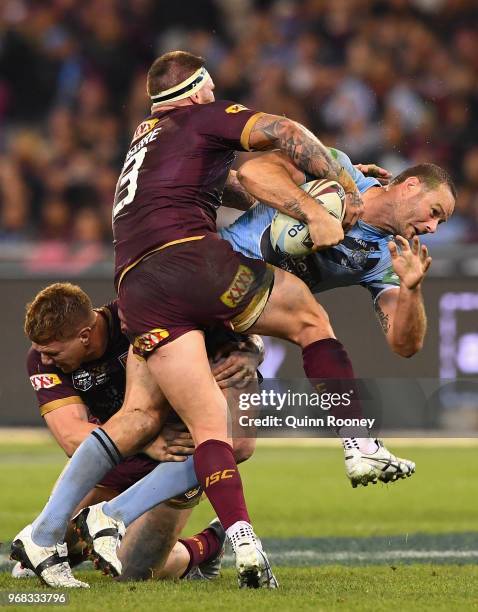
[405, 176, 420, 192]
[78, 327, 92, 346]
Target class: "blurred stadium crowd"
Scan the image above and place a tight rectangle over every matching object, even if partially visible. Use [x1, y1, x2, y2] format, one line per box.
[1, 0, 478, 268]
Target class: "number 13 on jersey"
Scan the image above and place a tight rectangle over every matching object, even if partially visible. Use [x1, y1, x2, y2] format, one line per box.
[112, 148, 147, 219]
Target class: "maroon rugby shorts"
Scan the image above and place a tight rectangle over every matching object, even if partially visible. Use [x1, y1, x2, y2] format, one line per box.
[118, 233, 274, 357]
[98, 454, 202, 507]
[98, 455, 158, 493]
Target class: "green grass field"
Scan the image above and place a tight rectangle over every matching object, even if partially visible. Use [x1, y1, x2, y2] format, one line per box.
[1, 441, 477, 611]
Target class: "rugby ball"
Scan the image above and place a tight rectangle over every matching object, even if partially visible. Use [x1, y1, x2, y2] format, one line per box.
[270, 179, 346, 256]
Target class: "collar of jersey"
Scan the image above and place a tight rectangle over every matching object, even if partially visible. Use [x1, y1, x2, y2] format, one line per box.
[356, 219, 393, 239]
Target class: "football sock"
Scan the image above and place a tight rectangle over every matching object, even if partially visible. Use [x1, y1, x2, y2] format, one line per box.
[303, 337, 367, 417]
[303, 338, 375, 441]
[179, 527, 222, 578]
[226, 521, 258, 553]
[103, 456, 198, 526]
[193, 439, 250, 531]
[342, 437, 379, 454]
[32, 428, 122, 546]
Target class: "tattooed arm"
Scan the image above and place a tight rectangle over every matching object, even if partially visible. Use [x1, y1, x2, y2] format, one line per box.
[374, 236, 431, 357]
[375, 288, 427, 357]
[222, 170, 256, 211]
[237, 150, 344, 249]
[246, 115, 363, 229]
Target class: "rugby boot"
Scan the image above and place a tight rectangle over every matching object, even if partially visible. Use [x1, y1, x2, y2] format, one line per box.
[184, 517, 226, 581]
[10, 524, 89, 588]
[345, 438, 416, 488]
[73, 502, 124, 577]
[235, 539, 279, 589]
[11, 561, 35, 578]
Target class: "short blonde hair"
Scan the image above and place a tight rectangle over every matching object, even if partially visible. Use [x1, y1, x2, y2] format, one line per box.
[25, 283, 93, 343]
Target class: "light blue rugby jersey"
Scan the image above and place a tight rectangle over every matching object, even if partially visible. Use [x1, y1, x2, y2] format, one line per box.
[220, 149, 400, 302]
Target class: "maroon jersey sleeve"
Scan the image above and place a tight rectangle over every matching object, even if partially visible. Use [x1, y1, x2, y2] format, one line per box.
[192, 100, 263, 151]
[27, 349, 84, 417]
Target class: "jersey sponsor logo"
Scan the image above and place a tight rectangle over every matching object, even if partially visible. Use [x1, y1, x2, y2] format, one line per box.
[132, 118, 159, 142]
[225, 103, 249, 114]
[72, 370, 94, 392]
[220, 265, 255, 308]
[30, 373, 61, 391]
[125, 127, 162, 163]
[133, 328, 170, 353]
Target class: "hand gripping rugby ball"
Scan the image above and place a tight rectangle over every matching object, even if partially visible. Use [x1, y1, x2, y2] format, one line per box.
[270, 179, 346, 257]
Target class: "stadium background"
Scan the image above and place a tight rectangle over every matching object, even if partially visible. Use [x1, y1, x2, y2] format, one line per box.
[1, 0, 478, 431]
[1, 2, 478, 609]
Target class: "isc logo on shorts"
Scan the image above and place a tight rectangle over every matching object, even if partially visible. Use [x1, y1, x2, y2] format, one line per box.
[220, 265, 255, 308]
[225, 104, 249, 114]
[133, 328, 170, 353]
[30, 374, 61, 391]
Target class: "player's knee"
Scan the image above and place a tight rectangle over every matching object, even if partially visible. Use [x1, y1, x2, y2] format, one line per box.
[288, 304, 335, 347]
[233, 438, 256, 464]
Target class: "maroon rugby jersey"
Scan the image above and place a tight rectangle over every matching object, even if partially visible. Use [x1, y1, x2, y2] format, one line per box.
[27, 302, 130, 422]
[112, 100, 261, 285]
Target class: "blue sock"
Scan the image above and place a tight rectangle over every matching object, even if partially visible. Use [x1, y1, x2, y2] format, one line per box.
[103, 456, 198, 526]
[31, 429, 122, 546]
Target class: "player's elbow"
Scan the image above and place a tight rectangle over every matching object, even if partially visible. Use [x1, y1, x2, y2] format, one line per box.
[390, 339, 423, 358]
[236, 162, 256, 188]
[60, 436, 79, 458]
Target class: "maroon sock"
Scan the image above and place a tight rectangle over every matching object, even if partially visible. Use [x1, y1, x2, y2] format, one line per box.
[193, 439, 250, 530]
[302, 338, 363, 420]
[178, 527, 222, 578]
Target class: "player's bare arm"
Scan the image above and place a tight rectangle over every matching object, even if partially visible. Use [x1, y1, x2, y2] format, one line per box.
[237, 151, 344, 249]
[374, 235, 431, 357]
[44, 403, 96, 457]
[222, 170, 256, 211]
[247, 114, 364, 228]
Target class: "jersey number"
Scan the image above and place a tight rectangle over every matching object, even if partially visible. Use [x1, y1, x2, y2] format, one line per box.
[112, 148, 146, 219]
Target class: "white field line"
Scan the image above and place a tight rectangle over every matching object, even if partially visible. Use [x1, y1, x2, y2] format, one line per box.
[2, 550, 478, 572]
[223, 549, 478, 563]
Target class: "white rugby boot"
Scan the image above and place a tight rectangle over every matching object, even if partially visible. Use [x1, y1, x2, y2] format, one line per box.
[344, 438, 416, 488]
[73, 502, 125, 577]
[235, 542, 278, 589]
[227, 521, 278, 589]
[11, 561, 35, 578]
[10, 524, 89, 588]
